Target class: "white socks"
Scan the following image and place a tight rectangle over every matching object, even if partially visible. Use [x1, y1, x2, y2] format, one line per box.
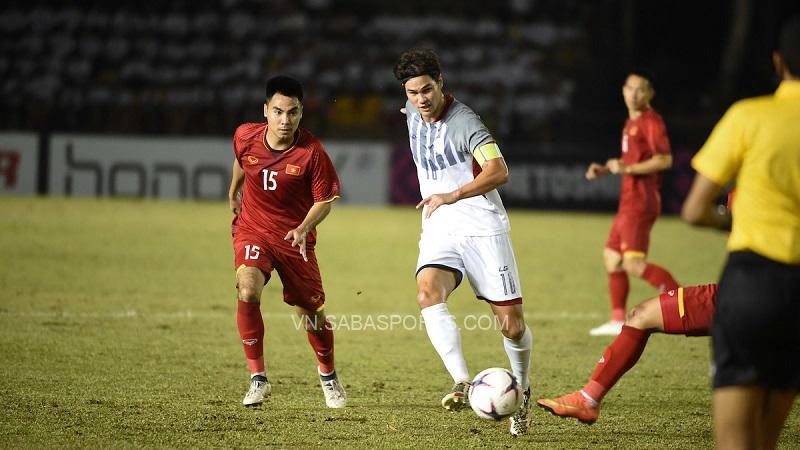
[422, 303, 532, 390]
[503, 325, 532, 391]
[421, 303, 470, 383]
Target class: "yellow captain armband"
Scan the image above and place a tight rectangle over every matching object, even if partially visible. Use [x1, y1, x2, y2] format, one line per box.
[472, 142, 503, 166]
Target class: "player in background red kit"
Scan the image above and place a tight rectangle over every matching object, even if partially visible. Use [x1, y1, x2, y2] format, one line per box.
[228, 75, 346, 408]
[585, 71, 680, 336]
[537, 284, 718, 424]
[539, 191, 735, 424]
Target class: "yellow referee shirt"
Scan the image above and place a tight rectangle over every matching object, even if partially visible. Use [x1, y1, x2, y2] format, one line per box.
[692, 80, 800, 264]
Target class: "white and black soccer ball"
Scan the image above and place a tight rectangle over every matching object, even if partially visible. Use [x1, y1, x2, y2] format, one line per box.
[468, 367, 523, 420]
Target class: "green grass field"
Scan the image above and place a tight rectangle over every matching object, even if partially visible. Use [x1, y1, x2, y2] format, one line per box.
[1, 197, 797, 448]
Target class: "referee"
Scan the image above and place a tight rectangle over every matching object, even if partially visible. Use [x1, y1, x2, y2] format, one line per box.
[681, 17, 800, 450]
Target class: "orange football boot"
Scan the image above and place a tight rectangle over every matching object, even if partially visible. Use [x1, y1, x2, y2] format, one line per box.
[537, 390, 599, 425]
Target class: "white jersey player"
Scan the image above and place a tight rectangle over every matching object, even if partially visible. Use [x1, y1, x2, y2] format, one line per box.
[393, 47, 533, 437]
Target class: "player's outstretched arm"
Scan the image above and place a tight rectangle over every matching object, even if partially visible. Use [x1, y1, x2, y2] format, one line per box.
[229, 159, 245, 215]
[417, 157, 508, 218]
[284, 200, 336, 261]
[586, 162, 610, 180]
[609, 154, 672, 176]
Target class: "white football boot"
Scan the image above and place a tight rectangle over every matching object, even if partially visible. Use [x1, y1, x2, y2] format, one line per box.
[509, 387, 531, 436]
[441, 381, 471, 411]
[242, 377, 272, 406]
[320, 370, 347, 408]
[589, 320, 624, 336]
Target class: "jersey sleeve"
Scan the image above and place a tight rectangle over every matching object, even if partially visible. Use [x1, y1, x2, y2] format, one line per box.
[463, 112, 494, 155]
[310, 144, 341, 203]
[691, 103, 746, 187]
[232, 125, 247, 162]
[647, 115, 672, 155]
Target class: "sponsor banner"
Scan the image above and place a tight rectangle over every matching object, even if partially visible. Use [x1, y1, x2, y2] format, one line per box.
[390, 140, 692, 213]
[47, 134, 389, 204]
[389, 144, 621, 211]
[49, 134, 232, 200]
[497, 142, 692, 213]
[501, 162, 620, 210]
[0, 132, 38, 195]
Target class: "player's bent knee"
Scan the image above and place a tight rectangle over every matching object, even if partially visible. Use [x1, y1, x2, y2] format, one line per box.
[237, 285, 261, 303]
[499, 317, 526, 340]
[416, 281, 447, 309]
[625, 299, 659, 330]
[622, 258, 646, 277]
[416, 290, 444, 309]
[624, 306, 647, 329]
[604, 259, 622, 273]
[603, 249, 623, 272]
[501, 325, 525, 341]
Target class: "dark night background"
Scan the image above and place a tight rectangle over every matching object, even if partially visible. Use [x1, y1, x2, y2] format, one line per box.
[2, 0, 798, 209]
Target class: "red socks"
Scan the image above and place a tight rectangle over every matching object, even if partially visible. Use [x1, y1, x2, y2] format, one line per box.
[608, 271, 629, 322]
[307, 320, 335, 374]
[238, 301, 335, 376]
[583, 325, 650, 403]
[641, 263, 679, 293]
[237, 300, 265, 376]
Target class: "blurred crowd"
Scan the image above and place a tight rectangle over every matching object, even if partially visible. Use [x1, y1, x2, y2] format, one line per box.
[0, 0, 589, 141]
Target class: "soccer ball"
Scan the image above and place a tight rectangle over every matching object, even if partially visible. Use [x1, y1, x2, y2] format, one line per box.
[468, 367, 523, 420]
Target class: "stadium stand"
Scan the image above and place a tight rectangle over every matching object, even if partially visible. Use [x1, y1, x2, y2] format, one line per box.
[0, 0, 587, 141]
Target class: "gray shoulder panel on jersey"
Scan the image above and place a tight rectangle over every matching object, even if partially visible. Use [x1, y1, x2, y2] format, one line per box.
[443, 99, 494, 155]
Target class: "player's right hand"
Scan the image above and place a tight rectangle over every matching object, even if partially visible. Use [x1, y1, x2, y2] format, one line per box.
[417, 191, 458, 219]
[585, 163, 610, 180]
[284, 228, 308, 262]
[229, 193, 242, 215]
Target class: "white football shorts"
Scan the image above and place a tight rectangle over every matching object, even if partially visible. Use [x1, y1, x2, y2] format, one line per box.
[416, 232, 523, 304]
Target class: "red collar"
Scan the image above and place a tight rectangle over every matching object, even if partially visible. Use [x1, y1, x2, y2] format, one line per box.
[431, 95, 454, 122]
[262, 125, 299, 153]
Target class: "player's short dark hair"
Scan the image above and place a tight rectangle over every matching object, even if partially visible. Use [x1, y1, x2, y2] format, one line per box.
[266, 75, 304, 102]
[393, 48, 442, 85]
[627, 68, 656, 89]
[778, 16, 800, 75]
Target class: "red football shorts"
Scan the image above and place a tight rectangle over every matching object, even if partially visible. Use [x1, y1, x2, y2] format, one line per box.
[659, 284, 718, 336]
[605, 212, 658, 257]
[233, 231, 326, 312]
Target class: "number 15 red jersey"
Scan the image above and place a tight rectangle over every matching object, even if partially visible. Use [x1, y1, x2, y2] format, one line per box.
[232, 122, 340, 250]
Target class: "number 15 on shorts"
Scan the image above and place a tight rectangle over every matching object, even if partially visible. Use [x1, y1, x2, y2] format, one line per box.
[245, 245, 261, 260]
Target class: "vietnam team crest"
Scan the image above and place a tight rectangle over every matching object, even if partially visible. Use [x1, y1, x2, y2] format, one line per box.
[286, 164, 301, 176]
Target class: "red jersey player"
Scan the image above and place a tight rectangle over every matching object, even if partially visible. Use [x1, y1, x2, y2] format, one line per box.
[228, 76, 345, 408]
[585, 71, 680, 336]
[537, 283, 718, 424]
[539, 192, 734, 423]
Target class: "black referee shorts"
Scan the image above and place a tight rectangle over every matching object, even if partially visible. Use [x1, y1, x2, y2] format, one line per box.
[712, 251, 800, 390]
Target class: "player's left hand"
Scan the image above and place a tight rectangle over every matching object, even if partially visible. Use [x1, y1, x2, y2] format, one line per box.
[229, 191, 242, 215]
[284, 228, 309, 262]
[416, 192, 458, 219]
[606, 158, 623, 174]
